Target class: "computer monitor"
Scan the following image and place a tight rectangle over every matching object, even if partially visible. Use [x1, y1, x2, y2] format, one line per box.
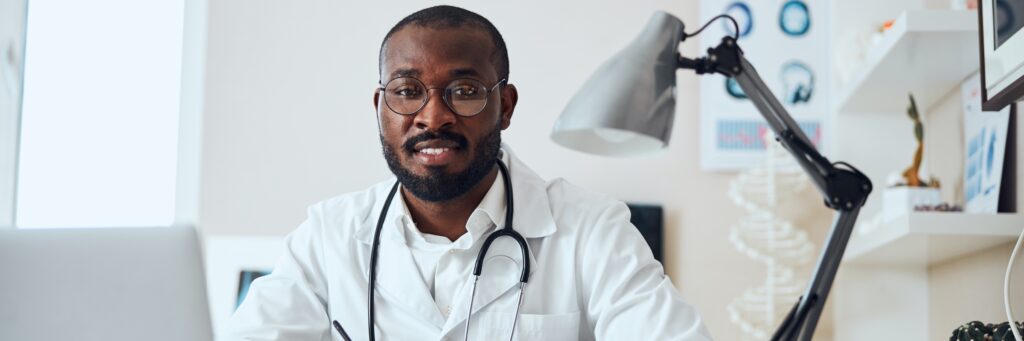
[0, 226, 214, 341]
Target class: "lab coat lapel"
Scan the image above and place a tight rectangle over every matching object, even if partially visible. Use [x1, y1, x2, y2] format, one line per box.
[501, 146, 557, 240]
[370, 208, 446, 329]
[374, 235, 447, 328]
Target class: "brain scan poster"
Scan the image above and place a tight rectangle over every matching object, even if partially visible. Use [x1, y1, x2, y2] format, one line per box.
[699, 0, 829, 170]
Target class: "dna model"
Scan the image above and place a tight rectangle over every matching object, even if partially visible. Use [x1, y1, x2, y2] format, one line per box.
[726, 134, 816, 340]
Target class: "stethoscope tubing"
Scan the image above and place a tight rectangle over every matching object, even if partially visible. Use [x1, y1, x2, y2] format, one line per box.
[367, 159, 530, 341]
[367, 181, 399, 341]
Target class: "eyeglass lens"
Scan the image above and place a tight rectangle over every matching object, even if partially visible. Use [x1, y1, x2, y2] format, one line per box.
[383, 78, 493, 116]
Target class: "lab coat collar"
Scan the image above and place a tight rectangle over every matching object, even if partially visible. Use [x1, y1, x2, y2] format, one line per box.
[496, 145, 559, 239]
[354, 144, 557, 244]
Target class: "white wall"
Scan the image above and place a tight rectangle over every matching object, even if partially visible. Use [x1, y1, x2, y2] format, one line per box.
[199, 1, 835, 339]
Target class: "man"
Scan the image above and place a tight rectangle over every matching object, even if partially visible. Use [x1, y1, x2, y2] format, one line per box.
[223, 5, 710, 340]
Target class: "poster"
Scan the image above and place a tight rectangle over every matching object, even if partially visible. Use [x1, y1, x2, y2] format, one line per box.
[699, 0, 829, 170]
[962, 73, 1011, 213]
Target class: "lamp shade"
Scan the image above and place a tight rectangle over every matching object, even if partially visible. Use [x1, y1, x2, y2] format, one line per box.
[551, 11, 685, 157]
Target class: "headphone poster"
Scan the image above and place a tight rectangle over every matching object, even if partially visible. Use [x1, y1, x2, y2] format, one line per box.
[698, 0, 829, 171]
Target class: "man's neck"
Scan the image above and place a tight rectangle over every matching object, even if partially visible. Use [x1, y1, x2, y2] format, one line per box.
[402, 166, 499, 241]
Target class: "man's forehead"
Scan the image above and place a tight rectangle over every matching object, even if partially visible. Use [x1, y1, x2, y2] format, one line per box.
[381, 26, 496, 80]
[388, 67, 482, 79]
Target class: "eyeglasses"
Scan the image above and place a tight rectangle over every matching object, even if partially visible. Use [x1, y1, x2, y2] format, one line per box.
[379, 77, 506, 117]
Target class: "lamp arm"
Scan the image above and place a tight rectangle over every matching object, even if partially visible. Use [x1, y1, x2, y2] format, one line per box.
[679, 36, 873, 341]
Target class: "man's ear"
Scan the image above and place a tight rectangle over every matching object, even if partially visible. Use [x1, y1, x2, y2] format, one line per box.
[373, 88, 385, 134]
[373, 88, 381, 112]
[499, 84, 518, 130]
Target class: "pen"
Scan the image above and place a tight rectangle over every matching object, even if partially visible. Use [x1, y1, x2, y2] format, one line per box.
[332, 320, 352, 341]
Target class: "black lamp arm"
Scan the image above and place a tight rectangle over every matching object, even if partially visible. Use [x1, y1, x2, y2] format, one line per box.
[679, 36, 873, 341]
[679, 36, 872, 209]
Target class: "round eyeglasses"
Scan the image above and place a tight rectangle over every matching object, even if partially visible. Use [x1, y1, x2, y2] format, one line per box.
[379, 77, 506, 117]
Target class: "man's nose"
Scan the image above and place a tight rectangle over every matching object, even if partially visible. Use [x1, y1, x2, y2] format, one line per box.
[414, 89, 457, 130]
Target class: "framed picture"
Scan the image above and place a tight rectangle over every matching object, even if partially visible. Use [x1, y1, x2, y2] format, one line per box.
[979, 0, 1024, 111]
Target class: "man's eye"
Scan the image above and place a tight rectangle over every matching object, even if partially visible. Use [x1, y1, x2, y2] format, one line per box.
[393, 87, 421, 97]
[452, 87, 478, 97]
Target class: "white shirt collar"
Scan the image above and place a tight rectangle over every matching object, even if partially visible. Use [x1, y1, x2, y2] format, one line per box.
[393, 150, 509, 249]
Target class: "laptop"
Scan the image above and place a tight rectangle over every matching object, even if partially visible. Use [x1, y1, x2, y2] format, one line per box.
[0, 226, 214, 341]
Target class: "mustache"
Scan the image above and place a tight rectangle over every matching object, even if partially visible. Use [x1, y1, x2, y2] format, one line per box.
[402, 131, 469, 153]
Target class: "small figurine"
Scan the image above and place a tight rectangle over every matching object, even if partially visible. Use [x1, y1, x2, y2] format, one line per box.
[901, 94, 940, 188]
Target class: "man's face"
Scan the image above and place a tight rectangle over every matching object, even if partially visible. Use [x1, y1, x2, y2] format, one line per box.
[374, 25, 516, 202]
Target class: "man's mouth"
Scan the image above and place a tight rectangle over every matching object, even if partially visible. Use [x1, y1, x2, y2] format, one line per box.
[419, 147, 453, 155]
[411, 140, 463, 166]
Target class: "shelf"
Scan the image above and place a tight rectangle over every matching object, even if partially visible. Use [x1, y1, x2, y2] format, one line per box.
[834, 10, 979, 114]
[845, 212, 1024, 266]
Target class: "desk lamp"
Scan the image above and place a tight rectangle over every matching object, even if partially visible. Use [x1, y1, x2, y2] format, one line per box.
[551, 12, 873, 341]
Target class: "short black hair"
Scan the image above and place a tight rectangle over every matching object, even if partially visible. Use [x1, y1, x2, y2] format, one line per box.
[378, 5, 509, 83]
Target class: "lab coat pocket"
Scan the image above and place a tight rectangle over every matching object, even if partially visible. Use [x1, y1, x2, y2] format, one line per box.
[474, 311, 580, 341]
[516, 311, 581, 340]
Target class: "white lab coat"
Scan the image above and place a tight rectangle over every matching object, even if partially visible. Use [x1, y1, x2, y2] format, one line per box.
[222, 147, 712, 341]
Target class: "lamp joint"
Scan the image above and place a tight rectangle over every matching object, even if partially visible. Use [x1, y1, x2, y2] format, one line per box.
[677, 36, 744, 77]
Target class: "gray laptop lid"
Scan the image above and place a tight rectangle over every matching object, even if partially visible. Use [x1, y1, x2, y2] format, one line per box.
[0, 226, 213, 341]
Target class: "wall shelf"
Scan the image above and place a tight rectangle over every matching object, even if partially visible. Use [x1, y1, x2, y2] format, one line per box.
[845, 212, 1023, 266]
[834, 10, 979, 114]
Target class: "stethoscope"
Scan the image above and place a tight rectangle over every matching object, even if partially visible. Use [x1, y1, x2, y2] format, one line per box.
[367, 158, 531, 341]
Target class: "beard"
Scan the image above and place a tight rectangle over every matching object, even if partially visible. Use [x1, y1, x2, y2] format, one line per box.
[381, 123, 501, 202]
